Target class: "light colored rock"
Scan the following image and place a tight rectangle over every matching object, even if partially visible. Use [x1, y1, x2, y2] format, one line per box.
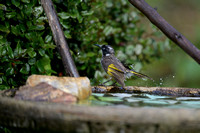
[15, 82, 77, 103]
[26, 75, 91, 100]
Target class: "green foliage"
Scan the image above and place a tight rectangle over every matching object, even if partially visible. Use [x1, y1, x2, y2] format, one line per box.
[0, 0, 170, 89]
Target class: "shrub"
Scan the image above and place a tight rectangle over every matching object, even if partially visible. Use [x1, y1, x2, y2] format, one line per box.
[0, 0, 170, 89]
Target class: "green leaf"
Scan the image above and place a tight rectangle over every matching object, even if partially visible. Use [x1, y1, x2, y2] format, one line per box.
[0, 46, 7, 56]
[125, 45, 134, 56]
[39, 49, 45, 56]
[36, 16, 47, 23]
[11, 25, 20, 35]
[29, 25, 45, 31]
[25, 32, 36, 40]
[11, 0, 20, 7]
[28, 50, 37, 58]
[23, 4, 32, 15]
[103, 26, 113, 36]
[21, 0, 30, 3]
[19, 23, 26, 32]
[81, 10, 94, 16]
[43, 43, 56, 49]
[6, 12, 16, 19]
[20, 63, 30, 74]
[37, 60, 44, 72]
[0, 78, 2, 84]
[60, 21, 70, 29]
[37, 55, 52, 73]
[28, 58, 36, 65]
[134, 44, 143, 55]
[58, 12, 70, 19]
[33, 6, 43, 18]
[77, 13, 83, 23]
[7, 45, 14, 59]
[0, 4, 7, 10]
[0, 24, 10, 33]
[64, 30, 71, 39]
[87, 52, 95, 57]
[0, 85, 10, 90]
[6, 67, 14, 75]
[14, 43, 22, 56]
[45, 35, 52, 43]
[30, 65, 37, 73]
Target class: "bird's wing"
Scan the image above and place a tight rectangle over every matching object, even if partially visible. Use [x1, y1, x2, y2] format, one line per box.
[107, 63, 124, 77]
[126, 69, 152, 80]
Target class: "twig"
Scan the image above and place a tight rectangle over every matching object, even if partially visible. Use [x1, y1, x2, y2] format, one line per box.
[41, 0, 80, 77]
[92, 86, 200, 97]
[128, 0, 200, 64]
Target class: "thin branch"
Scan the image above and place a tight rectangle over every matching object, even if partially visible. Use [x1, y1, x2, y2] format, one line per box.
[92, 86, 200, 97]
[128, 0, 200, 64]
[41, 0, 80, 77]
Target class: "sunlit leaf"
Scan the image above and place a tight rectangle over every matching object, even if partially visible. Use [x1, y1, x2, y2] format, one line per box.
[0, 4, 7, 10]
[103, 26, 113, 36]
[58, 12, 70, 19]
[21, 0, 30, 3]
[45, 35, 52, 43]
[14, 43, 22, 56]
[11, 0, 20, 7]
[33, 6, 43, 18]
[0, 24, 10, 33]
[20, 63, 30, 74]
[6, 68, 14, 75]
[81, 10, 94, 16]
[64, 30, 72, 39]
[28, 58, 36, 65]
[7, 45, 14, 59]
[6, 12, 16, 19]
[28, 50, 37, 58]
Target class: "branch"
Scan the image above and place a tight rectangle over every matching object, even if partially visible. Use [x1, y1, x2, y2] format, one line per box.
[92, 86, 200, 97]
[41, 0, 80, 77]
[128, 0, 200, 64]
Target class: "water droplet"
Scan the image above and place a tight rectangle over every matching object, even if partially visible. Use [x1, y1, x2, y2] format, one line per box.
[142, 78, 147, 81]
[130, 64, 134, 69]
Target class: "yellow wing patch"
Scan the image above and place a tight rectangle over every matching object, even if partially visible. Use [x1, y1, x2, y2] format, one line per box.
[129, 70, 143, 76]
[107, 64, 123, 77]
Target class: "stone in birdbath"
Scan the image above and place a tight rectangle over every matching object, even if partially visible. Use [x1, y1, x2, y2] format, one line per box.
[14, 82, 77, 103]
[26, 75, 91, 100]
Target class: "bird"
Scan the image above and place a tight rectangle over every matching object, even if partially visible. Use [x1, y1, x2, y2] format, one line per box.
[94, 44, 151, 88]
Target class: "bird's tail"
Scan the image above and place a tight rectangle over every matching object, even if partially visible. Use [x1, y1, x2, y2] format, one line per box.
[126, 70, 152, 80]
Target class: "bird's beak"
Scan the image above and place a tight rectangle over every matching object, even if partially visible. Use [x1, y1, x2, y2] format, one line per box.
[94, 44, 102, 48]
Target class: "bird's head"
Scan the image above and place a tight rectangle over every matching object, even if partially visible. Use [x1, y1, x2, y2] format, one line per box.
[94, 44, 115, 56]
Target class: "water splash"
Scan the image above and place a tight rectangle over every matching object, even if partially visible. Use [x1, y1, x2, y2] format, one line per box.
[142, 78, 147, 81]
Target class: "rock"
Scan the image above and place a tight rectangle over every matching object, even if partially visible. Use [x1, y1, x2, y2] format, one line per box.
[26, 75, 91, 100]
[14, 82, 77, 103]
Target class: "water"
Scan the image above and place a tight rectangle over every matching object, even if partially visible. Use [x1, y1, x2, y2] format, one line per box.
[80, 93, 200, 108]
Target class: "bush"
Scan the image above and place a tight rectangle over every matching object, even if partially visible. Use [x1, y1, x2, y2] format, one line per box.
[0, 0, 170, 89]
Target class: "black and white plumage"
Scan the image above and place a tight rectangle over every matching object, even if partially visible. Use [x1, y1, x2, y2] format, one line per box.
[94, 44, 151, 88]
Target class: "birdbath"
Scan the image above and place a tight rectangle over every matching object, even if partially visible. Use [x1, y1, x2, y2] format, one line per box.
[1, 83, 200, 133]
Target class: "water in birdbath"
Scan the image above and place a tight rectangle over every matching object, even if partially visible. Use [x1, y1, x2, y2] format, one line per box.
[80, 93, 200, 108]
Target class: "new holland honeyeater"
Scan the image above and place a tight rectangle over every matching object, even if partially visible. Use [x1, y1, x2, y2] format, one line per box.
[94, 44, 151, 88]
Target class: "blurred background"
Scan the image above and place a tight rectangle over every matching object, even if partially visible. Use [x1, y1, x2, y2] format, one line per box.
[131, 0, 200, 88]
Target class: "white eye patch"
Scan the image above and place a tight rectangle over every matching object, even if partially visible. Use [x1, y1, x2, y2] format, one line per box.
[108, 46, 113, 50]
